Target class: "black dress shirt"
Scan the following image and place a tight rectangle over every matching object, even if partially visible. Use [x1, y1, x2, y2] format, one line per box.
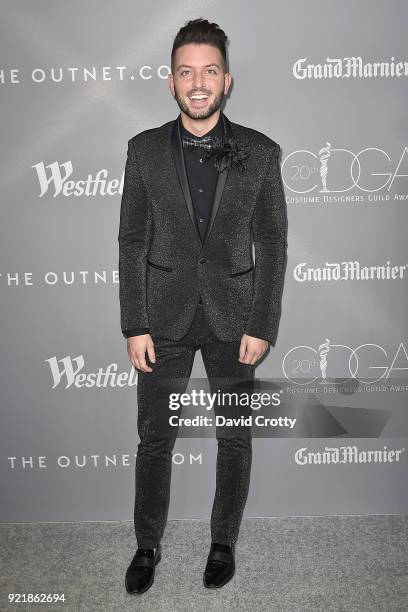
[123, 114, 223, 338]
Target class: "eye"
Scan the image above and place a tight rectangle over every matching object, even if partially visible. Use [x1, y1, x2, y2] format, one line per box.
[207, 69, 216, 74]
[180, 70, 190, 76]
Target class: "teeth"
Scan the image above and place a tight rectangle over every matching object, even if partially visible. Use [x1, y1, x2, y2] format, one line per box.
[190, 95, 208, 99]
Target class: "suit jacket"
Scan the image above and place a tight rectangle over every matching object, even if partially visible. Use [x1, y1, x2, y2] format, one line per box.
[118, 110, 288, 346]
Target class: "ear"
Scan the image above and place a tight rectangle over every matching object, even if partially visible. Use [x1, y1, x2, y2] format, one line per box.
[224, 72, 232, 95]
[168, 74, 174, 96]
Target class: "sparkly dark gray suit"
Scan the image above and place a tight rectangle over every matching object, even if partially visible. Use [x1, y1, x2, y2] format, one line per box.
[118, 110, 288, 548]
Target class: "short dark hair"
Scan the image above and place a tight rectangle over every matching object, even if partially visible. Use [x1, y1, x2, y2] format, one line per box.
[171, 18, 228, 74]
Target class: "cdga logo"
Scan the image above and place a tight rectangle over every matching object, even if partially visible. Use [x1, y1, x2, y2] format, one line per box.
[282, 340, 408, 385]
[281, 144, 408, 194]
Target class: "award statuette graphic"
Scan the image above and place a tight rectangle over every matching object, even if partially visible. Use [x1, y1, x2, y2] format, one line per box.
[319, 338, 330, 381]
[319, 141, 331, 192]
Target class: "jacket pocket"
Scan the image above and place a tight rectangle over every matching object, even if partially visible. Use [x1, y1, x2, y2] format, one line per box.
[147, 259, 173, 272]
[229, 265, 254, 278]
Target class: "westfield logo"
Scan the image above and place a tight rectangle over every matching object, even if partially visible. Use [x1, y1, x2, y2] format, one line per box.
[32, 160, 124, 197]
[45, 355, 137, 388]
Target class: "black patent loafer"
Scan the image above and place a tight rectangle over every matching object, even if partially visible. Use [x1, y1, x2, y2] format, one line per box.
[203, 542, 235, 588]
[125, 543, 162, 594]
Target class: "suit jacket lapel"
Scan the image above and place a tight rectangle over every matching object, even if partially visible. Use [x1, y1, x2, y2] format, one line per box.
[202, 112, 233, 247]
[170, 110, 233, 248]
[170, 115, 201, 244]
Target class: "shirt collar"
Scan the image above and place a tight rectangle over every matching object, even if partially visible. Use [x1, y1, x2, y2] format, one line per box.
[179, 112, 224, 140]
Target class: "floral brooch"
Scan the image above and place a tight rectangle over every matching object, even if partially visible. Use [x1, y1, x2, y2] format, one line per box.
[202, 135, 251, 173]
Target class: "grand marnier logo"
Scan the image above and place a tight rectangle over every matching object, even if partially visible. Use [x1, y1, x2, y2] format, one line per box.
[281, 144, 407, 196]
[295, 445, 405, 465]
[293, 56, 408, 80]
[294, 260, 408, 282]
[45, 355, 137, 388]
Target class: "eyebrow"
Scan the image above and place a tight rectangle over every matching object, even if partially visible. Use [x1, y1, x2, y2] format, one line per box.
[176, 63, 221, 71]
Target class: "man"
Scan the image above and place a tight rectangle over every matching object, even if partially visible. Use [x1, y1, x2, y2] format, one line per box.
[119, 18, 288, 594]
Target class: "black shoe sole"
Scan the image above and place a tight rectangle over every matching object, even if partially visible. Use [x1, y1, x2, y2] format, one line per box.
[125, 547, 162, 595]
[203, 564, 235, 589]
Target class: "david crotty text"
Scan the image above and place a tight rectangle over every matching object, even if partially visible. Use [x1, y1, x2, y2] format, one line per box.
[168, 415, 297, 429]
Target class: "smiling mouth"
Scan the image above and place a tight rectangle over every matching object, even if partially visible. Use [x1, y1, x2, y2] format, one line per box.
[189, 94, 210, 106]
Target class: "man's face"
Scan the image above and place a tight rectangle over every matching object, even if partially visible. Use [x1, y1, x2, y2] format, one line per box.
[169, 43, 231, 120]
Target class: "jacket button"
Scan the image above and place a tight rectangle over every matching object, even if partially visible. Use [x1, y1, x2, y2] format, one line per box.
[199, 258, 208, 264]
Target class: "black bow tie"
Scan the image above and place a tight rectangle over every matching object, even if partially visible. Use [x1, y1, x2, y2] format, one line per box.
[182, 135, 214, 150]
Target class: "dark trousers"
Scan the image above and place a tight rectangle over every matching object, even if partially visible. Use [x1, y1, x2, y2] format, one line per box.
[134, 302, 254, 548]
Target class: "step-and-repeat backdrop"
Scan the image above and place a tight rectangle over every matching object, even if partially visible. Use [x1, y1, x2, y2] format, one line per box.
[1, 1, 407, 522]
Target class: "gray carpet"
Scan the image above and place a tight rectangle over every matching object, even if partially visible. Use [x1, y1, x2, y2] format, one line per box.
[1, 515, 407, 611]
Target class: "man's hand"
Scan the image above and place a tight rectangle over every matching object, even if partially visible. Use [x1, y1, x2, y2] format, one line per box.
[239, 334, 269, 365]
[127, 334, 156, 372]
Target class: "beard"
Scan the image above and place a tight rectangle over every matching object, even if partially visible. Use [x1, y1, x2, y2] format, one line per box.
[173, 85, 225, 120]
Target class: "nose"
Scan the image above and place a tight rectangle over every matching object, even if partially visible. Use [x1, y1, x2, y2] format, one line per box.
[192, 70, 205, 90]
